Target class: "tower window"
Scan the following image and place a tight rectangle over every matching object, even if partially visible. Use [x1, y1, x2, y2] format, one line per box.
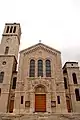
[75, 89, 80, 101]
[13, 26, 16, 33]
[38, 59, 43, 77]
[64, 77, 68, 89]
[72, 73, 77, 84]
[57, 96, 60, 104]
[10, 26, 13, 33]
[6, 26, 9, 33]
[21, 96, 24, 104]
[29, 59, 35, 77]
[12, 77, 17, 89]
[5, 46, 9, 54]
[0, 72, 4, 83]
[46, 60, 51, 77]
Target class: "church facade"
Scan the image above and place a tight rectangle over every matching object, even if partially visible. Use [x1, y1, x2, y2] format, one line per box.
[0, 23, 80, 114]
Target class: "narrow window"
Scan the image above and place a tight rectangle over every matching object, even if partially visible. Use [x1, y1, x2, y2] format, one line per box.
[5, 46, 9, 54]
[10, 26, 13, 33]
[13, 60, 17, 72]
[46, 60, 51, 77]
[57, 96, 60, 104]
[12, 77, 17, 89]
[21, 96, 23, 104]
[13, 26, 16, 33]
[0, 72, 4, 83]
[0, 88, 1, 96]
[6, 26, 9, 33]
[38, 60, 43, 77]
[64, 77, 68, 89]
[72, 73, 77, 84]
[75, 89, 80, 101]
[29, 59, 35, 77]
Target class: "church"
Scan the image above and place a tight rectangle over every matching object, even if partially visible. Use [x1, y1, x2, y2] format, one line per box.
[0, 23, 80, 117]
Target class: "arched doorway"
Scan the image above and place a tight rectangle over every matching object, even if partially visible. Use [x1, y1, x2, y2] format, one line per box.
[35, 85, 46, 112]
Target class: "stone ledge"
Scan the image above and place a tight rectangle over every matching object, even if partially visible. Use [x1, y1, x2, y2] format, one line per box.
[0, 113, 80, 120]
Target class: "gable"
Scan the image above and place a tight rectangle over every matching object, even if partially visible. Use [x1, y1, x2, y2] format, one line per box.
[20, 43, 61, 56]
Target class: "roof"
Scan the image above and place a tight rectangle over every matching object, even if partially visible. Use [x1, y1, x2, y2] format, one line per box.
[20, 43, 61, 54]
[62, 61, 78, 69]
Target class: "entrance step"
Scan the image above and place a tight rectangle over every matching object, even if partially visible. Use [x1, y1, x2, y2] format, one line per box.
[0, 113, 80, 120]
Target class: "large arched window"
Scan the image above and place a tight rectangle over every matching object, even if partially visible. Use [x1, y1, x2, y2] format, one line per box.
[64, 77, 68, 89]
[75, 89, 80, 101]
[46, 60, 51, 77]
[29, 59, 35, 77]
[72, 73, 77, 84]
[38, 60, 43, 77]
[0, 72, 4, 83]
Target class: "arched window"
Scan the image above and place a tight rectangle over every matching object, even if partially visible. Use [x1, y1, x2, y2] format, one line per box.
[72, 73, 77, 84]
[29, 59, 35, 77]
[75, 89, 80, 101]
[46, 60, 51, 77]
[38, 60, 43, 77]
[6, 26, 9, 33]
[12, 77, 17, 89]
[64, 77, 68, 89]
[5, 46, 9, 54]
[10, 26, 13, 33]
[13, 26, 16, 33]
[0, 72, 4, 83]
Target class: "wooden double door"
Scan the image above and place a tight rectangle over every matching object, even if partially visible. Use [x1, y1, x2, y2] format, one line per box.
[35, 94, 46, 112]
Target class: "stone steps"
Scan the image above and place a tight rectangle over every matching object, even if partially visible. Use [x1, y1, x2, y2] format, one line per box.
[0, 113, 80, 120]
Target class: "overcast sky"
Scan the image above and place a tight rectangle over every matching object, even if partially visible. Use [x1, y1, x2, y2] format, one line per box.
[0, 0, 80, 65]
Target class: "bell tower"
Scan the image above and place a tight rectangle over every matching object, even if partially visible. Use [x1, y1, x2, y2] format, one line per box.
[0, 23, 21, 113]
[0, 23, 21, 60]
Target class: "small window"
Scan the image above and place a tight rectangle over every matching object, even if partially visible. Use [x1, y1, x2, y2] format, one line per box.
[64, 77, 68, 89]
[71, 64, 73, 66]
[0, 88, 1, 96]
[75, 89, 80, 101]
[13, 26, 16, 33]
[0, 72, 4, 83]
[10, 26, 13, 33]
[72, 73, 77, 84]
[21, 96, 23, 104]
[6, 26, 9, 33]
[57, 96, 60, 104]
[5, 46, 9, 54]
[13, 60, 17, 72]
[12, 77, 17, 89]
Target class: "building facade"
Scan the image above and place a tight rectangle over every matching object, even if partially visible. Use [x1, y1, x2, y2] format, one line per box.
[0, 23, 80, 114]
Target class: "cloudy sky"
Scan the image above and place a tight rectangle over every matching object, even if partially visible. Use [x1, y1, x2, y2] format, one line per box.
[0, 0, 80, 65]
